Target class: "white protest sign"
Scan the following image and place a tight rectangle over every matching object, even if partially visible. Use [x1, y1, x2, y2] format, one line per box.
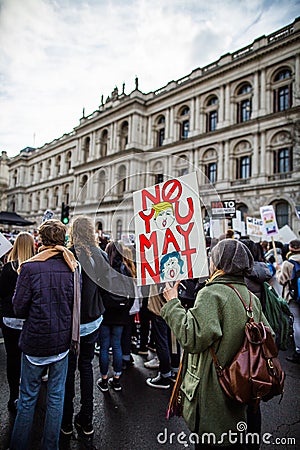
[232, 210, 242, 233]
[277, 225, 297, 243]
[246, 217, 264, 237]
[260, 205, 279, 237]
[133, 172, 209, 285]
[210, 219, 224, 239]
[0, 232, 13, 258]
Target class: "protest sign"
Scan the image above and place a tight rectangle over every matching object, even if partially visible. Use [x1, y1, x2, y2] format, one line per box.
[260, 205, 279, 236]
[246, 217, 264, 237]
[0, 232, 13, 258]
[133, 172, 209, 285]
[211, 200, 236, 219]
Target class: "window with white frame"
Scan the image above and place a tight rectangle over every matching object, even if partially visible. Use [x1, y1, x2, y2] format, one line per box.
[202, 148, 218, 184]
[275, 201, 289, 228]
[234, 140, 252, 180]
[120, 121, 128, 151]
[236, 83, 252, 123]
[156, 115, 165, 147]
[117, 165, 127, 195]
[205, 95, 219, 132]
[83, 137, 90, 163]
[101, 129, 108, 157]
[272, 68, 292, 112]
[178, 106, 190, 140]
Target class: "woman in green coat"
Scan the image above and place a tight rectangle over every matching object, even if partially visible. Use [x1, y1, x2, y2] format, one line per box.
[161, 239, 269, 449]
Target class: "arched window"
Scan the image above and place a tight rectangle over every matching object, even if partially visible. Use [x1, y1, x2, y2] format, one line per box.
[12, 169, 18, 186]
[79, 175, 88, 203]
[117, 165, 127, 195]
[203, 148, 218, 184]
[55, 155, 61, 177]
[100, 129, 108, 157]
[120, 121, 128, 151]
[236, 82, 252, 123]
[46, 159, 51, 178]
[275, 201, 289, 228]
[116, 219, 122, 240]
[236, 203, 248, 222]
[176, 154, 189, 176]
[156, 115, 165, 147]
[234, 141, 252, 180]
[66, 151, 72, 171]
[270, 131, 293, 176]
[53, 187, 59, 208]
[28, 194, 32, 213]
[63, 184, 70, 205]
[38, 162, 43, 179]
[178, 106, 190, 140]
[30, 166, 35, 183]
[152, 161, 164, 184]
[98, 170, 106, 199]
[44, 189, 49, 210]
[205, 95, 219, 132]
[83, 137, 90, 162]
[10, 195, 16, 212]
[273, 68, 292, 112]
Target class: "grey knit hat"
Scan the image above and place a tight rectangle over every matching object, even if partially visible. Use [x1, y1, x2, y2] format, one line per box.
[211, 238, 254, 275]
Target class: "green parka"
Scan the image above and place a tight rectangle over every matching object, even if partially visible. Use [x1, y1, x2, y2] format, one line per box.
[161, 274, 269, 446]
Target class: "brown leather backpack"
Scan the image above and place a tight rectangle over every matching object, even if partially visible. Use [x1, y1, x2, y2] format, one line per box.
[210, 284, 285, 405]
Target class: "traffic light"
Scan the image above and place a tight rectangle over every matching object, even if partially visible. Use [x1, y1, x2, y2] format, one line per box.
[61, 202, 70, 225]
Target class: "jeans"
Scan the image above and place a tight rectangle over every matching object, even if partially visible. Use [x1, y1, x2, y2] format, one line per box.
[151, 314, 180, 376]
[10, 353, 68, 450]
[2, 324, 22, 402]
[121, 315, 135, 360]
[99, 324, 123, 376]
[62, 328, 99, 426]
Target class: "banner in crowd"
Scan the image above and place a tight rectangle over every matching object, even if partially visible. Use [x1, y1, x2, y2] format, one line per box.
[133, 172, 209, 285]
[0, 232, 13, 258]
[260, 205, 279, 236]
[246, 216, 264, 237]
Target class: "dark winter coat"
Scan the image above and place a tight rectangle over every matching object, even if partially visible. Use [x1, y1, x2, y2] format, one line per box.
[13, 254, 74, 357]
[102, 261, 135, 326]
[0, 261, 18, 319]
[244, 260, 272, 308]
[70, 245, 107, 324]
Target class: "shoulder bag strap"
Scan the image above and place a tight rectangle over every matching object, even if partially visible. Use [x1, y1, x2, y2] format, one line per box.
[210, 283, 252, 372]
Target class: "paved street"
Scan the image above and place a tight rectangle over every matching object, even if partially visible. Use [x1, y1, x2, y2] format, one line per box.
[0, 339, 299, 450]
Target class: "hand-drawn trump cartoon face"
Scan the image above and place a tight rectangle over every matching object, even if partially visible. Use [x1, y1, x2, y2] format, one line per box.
[160, 251, 184, 281]
[152, 202, 175, 230]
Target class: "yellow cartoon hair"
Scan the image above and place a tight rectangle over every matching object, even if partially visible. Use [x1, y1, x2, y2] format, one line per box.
[152, 202, 174, 219]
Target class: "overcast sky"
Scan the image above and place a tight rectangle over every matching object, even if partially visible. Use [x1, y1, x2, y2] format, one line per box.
[0, 0, 299, 157]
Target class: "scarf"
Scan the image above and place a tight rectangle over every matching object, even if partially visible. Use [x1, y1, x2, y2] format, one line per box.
[18, 245, 78, 273]
[18, 245, 81, 355]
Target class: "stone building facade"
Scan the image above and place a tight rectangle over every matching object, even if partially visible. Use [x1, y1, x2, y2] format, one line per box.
[5, 17, 300, 239]
[0, 151, 9, 211]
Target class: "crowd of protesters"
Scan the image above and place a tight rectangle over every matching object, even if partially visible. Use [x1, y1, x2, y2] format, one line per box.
[0, 219, 299, 449]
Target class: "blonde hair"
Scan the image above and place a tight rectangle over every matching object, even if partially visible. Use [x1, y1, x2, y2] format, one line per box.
[152, 201, 174, 219]
[8, 232, 35, 267]
[122, 244, 136, 278]
[68, 215, 97, 257]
